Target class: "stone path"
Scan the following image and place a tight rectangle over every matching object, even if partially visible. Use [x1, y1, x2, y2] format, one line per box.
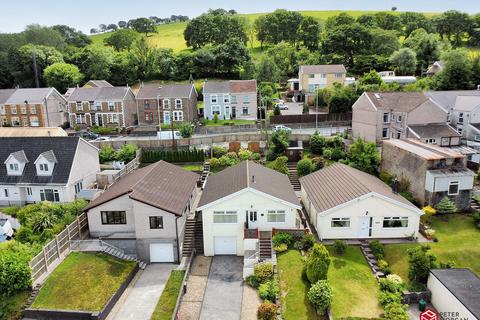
[177, 256, 212, 320]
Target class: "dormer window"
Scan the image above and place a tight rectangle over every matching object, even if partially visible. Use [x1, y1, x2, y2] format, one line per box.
[34, 150, 57, 176]
[39, 163, 49, 172]
[9, 163, 19, 171]
[4, 150, 28, 176]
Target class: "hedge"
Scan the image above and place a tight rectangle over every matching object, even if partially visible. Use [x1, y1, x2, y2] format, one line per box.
[141, 148, 205, 163]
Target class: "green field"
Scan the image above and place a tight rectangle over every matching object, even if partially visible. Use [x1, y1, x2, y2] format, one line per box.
[91, 10, 438, 53]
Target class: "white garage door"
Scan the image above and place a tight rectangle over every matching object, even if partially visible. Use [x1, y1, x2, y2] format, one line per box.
[150, 243, 174, 262]
[214, 236, 236, 255]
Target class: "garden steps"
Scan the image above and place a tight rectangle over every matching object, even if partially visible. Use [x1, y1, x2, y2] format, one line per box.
[101, 243, 147, 270]
[183, 217, 198, 257]
[287, 163, 301, 191]
[25, 284, 41, 307]
[470, 197, 480, 210]
[259, 236, 272, 260]
[359, 240, 386, 280]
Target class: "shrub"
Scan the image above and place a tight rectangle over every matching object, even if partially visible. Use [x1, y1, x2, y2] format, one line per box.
[378, 259, 391, 275]
[209, 157, 220, 168]
[273, 243, 288, 253]
[212, 145, 227, 158]
[473, 211, 480, 228]
[219, 155, 238, 167]
[386, 274, 404, 286]
[435, 196, 457, 214]
[257, 302, 277, 320]
[307, 280, 332, 315]
[311, 157, 325, 171]
[383, 302, 409, 320]
[91, 126, 118, 135]
[0, 242, 34, 295]
[225, 151, 239, 159]
[379, 171, 393, 185]
[213, 113, 219, 124]
[305, 243, 331, 284]
[310, 132, 326, 155]
[99, 145, 115, 163]
[297, 158, 315, 177]
[333, 240, 347, 255]
[298, 234, 316, 252]
[272, 232, 293, 247]
[245, 275, 260, 288]
[407, 245, 439, 284]
[369, 240, 384, 260]
[251, 153, 261, 161]
[266, 156, 288, 174]
[179, 122, 194, 138]
[379, 291, 402, 307]
[379, 276, 404, 293]
[238, 149, 253, 160]
[254, 262, 274, 283]
[259, 279, 280, 301]
[115, 143, 138, 162]
[421, 205, 437, 223]
[273, 105, 281, 116]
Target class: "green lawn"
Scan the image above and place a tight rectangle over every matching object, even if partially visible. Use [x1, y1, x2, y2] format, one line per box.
[31, 252, 136, 311]
[384, 214, 480, 282]
[327, 246, 383, 319]
[277, 250, 317, 320]
[0, 291, 29, 320]
[178, 164, 203, 171]
[151, 270, 185, 320]
[204, 119, 256, 126]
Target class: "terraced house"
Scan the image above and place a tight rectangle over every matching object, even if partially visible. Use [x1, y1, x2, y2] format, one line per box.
[0, 88, 67, 128]
[203, 80, 257, 121]
[66, 86, 136, 130]
[136, 83, 198, 128]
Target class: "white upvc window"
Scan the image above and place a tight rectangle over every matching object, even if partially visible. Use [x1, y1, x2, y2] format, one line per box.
[397, 115, 403, 122]
[74, 181, 83, 194]
[40, 189, 60, 202]
[334, 73, 343, 78]
[11, 117, 20, 126]
[243, 95, 249, 104]
[108, 114, 119, 123]
[108, 101, 115, 111]
[20, 106, 27, 114]
[76, 102, 83, 111]
[39, 163, 49, 172]
[1, 117, 7, 126]
[0, 106, 5, 115]
[22, 117, 28, 127]
[26, 187, 32, 196]
[11, 106, 17, 114]
[213, 211, 237, 223]
[30, 106, 36, 114]
[383, 112, 390, 123]
[76, 114, 84, 124]
[223, 94, 230, 104]
[95, 101, 102, 111]
[267, 210, 286, 223]
[211, 94, 218, 104]
[163, 99, 170, 109]
[448, 181, 459, 195]
[175, 99, 182, 109]
[458, 112, 464, 124]
[9, 163, 19, 172]
[89, 101, 95, 110]
[211, 105, 220, 116]
[331, 218, 350, 228]
[383, 217, 408, 228]
[475, 135, 480, 142]
[173, 111, 183, 122]
[231, 95, 237, 104]
[242, 106, 249, 115]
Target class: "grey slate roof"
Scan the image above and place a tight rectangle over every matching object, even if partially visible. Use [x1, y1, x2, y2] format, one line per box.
[425, 91, 480, 110]
[383, 139, 464, 160]
[0, 88, 58, 104]
[84, 80, 113, 88]
[203, 81, 230, 94]
[365, 92, 439, 113]
[300, 163, 417, 213]
[408, 123, 460, 139]
[38, 150, 57, 163]
[453, 95, 480, 112]
[136, 83, 195, 99]
[430, 269, 480, 318]
[66, 87, 130, 102]
[86, 161, 199, 216]
[0, 137, 80, 185]
[198, 161, 300, 208]
[8, 150, 29, 163]
[299, 65, 347, 74]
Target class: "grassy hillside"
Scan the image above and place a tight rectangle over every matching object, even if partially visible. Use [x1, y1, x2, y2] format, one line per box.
[91, 10, 437, 52]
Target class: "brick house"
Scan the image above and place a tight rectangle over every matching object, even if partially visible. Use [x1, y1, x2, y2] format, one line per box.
[66, 86, 136, 130]
[135, 83, 197, 128]
[0, 88, 67, 128]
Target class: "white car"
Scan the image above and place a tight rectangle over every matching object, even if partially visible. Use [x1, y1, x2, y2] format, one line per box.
[273, 125, 292, 132]
[275, 103, 288, 110]
[94, 136, 111, 141]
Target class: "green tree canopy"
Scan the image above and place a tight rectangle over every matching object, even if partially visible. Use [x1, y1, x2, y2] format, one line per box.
[389, 48, 417, 75]
[346, 138, 380, 174]
[433, 49, 473, 90]
[43, 62, 83, 93]
[130, 18, 157, 36]
[104, 29, 140, 51]
[305, 243, 331, 284]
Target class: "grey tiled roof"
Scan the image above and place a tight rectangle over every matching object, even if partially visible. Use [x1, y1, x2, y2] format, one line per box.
[136, 83, 195, 99]
[0, 89, 16, 104]
[66, 87, 130, 101]
[300, 163, 417, 213]
[0, 137, 80, 184]
[408, 123, 460, 139]
[84, 80, 113, 88]
[203, 81, 230, 94]
[198, 161, 300, 208]
[299, 65, 347, 74]
[87, 161, 199, 216]
[0, 88, 58, 104]
[430, 269, 480, 318]
[8, 150, 29, 163]
[425, 90, 480, 110]
[366, 92, 436, 113]
[38, 150, 57, 163]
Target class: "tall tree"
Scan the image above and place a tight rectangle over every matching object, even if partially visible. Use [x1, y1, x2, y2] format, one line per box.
[298, 16, 321, 50]
[23, 24, 66, 49]
[43, 62, 83, 93]
[434, 10, 473, 47]
[74, 45, 115, 80]
[130, 18, 157, 36]
[404, 28, 449, 72]
[130, 37, 158, 80]
[433, 49, 473, 90]
[373, 12, 401, 31]
[104, 29, 140, 51]
[52, 25, 91, 47]
[389, 48, 417, 75]
[255, 55, 280, 83]
[399, 12, 432, 37]
[253, 10, 303, 47]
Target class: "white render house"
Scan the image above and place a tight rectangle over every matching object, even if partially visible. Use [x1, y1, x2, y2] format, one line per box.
[197, 161, 301, 256]
[0, 137, 100, 206]
[300, 163, 423, 240]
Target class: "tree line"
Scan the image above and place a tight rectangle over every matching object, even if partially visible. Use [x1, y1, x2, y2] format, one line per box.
[90, 15, 189, 34]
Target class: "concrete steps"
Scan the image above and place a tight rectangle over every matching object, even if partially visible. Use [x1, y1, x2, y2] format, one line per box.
[287, 163, 301, 191]
[102, 244, 147, 269]
[183, 217, 197, 257]
[471, 197, 480, 210]
[359, 240, 385, 280]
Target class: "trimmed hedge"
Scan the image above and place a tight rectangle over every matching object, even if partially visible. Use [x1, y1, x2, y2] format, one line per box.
[141, 148, 205, 163]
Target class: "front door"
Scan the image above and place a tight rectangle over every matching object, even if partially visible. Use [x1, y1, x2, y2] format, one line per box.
[358, 217, 372, 238]
[248, 211, 258, 229]
[225, 106, 231, 120]
[96, 114, 103, 126]
[164, 111, 171, 125]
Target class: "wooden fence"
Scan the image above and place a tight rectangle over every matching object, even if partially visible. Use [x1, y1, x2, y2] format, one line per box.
[29, 213, 89, 284]
[269, 113, 352, 124]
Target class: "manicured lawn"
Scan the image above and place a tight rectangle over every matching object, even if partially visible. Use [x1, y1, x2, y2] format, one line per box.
[277, 250, 317, 320]
[0, 290, 29, 320]
[179, 164, 203, 171]
[384, 214, 480, 282]
[327, 246, 383, 319]
[204, 119, 256, 127]
[31, 252, 136, 311]
[151, 270, 186, 320]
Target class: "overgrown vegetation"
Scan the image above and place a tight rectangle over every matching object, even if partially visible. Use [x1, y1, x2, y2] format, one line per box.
[141, 148, 205, 163]
[99, 144, 138, 163]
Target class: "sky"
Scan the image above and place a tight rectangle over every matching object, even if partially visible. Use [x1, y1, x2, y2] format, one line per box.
[1, 0, 479, 34]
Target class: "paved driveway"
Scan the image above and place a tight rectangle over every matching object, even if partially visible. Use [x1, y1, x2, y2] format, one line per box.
[281, 102, 304, 115]
[199, 256, 244, 320]
[111, 264, 175, 320]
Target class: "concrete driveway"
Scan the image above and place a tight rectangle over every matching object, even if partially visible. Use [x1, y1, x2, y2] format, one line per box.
[111, 264, 175, 320]
[199, 256, 244, 320]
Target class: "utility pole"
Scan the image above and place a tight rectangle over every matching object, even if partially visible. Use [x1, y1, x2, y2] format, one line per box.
[32, 46, 40, 88]
[171, 113, 176, 149]
[315, 86, 318, 130]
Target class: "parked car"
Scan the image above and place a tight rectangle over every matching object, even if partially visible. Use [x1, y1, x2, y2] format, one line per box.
[81, 132, 99, 140]
[273, 98, 285, 104]
[277, 104, 288, 110]
[94, 136, 111, 141]
[273, 125, 292, 132]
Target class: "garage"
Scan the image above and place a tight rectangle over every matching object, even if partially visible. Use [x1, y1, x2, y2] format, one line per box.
[149, 243, 174, 262]
[214, 236, 237, 255]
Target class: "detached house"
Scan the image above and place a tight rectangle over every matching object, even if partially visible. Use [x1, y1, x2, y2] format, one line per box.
[197, 161, 301, 256]
[0, 88, 67, 128]
[203, 80, 258, 121]
[136, 83, 198, 127]
[298, 65, 347, 93]
[300, 163, 423, 240]
[352, 92, 460, 146]
[86, 161, 199, 263]
[66, 86, 136, 130]
[0, 137, 100, 206]
[381, 139, 474, 210]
